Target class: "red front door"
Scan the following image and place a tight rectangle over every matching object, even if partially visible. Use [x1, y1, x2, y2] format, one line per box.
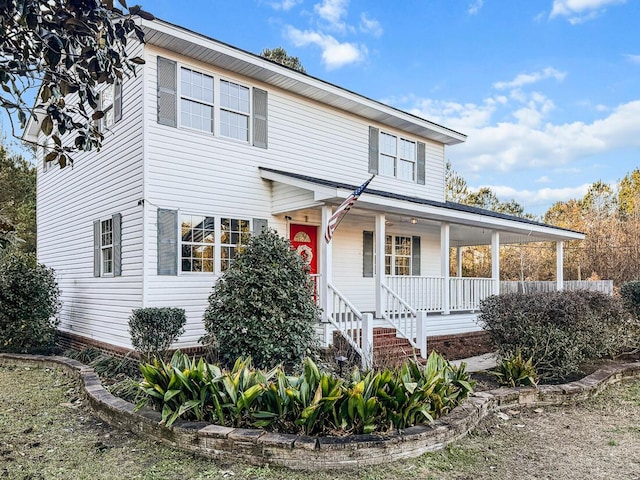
[290, 224, 318, 275]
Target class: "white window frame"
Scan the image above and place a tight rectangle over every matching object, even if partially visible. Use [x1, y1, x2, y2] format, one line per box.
[179, 214, 251, 274]
[385, 235, 412, 276]
[176, 64, 252, 143]
[101, 218, 114, 276]
[180, 67, 215, 134]
[379, 132, 417, 182]
[220, 217, 251, 271]
[98, 81, 121, 132]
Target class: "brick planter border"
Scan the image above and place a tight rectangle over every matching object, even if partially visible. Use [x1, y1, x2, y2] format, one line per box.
[2, 353, 639, 470]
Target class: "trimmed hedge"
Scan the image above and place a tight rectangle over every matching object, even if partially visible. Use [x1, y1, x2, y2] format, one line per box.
[201, 230, 319, 369]
[0, 251, 60, 353]
[621, 280, 640, 318]
[128, 307, 186, 361]
[479, 290, 637, 381]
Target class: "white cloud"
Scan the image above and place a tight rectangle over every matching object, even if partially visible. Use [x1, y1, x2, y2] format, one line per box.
[359, 13, 383, 37]
[493, 67, 566, 90]
[285, 26, 366, 69]
[473, 183, 592, 206]
[468, 0, 484, 15]
[314, 0, 349, 31]
[267, 0, 303, 10]
[550, 0, 626, 23]
[536, 175, 553, 183]
[624, 54, 640, 64]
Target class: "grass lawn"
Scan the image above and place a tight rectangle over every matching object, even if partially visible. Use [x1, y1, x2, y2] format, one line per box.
[1, 364, 639, 479]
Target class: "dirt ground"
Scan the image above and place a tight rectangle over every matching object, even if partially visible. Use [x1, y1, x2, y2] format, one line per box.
[0, 364, 639, 480]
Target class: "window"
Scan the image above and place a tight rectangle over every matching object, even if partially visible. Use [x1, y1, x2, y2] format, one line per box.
[379, 132, 416, 181]
[98, 81, 122, 131]
[220, 218, 250, 271]
[43, 137, 55, 172]
[94, 214, 121, 277]
[178, 215, 250, 273]
[101, 218, 114, 275]
[180, 67, 214, 133]
[220, 80, 250, 141]
[181, 215, 215, 272]
[157, 57, 269, 146]
[385, 235, 412, 276]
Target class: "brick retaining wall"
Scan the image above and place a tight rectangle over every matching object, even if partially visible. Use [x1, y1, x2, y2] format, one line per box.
[1, 353, 639, 470]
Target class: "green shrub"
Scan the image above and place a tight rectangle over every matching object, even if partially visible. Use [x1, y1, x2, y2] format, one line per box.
[0, 251, 60, 353]
[491, 350, 538, 387]
[128, 307, 186, 361]
[201, 230, 319, 369]
[136, 351, 475, 433]
[621, 281, 640, 318]
[479, 290, 634, 381]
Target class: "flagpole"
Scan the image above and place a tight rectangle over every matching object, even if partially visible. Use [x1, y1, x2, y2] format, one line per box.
[326, 174, 375, 242]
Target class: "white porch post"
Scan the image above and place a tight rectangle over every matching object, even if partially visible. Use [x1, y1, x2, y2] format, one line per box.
[320, 205, 333, 322]
[556, 241, 564, 291]
[491, 231, 500, 295]
[441, 223, 450, 314]
[456, 247, 463, 278]
[375, 213, 386, 318]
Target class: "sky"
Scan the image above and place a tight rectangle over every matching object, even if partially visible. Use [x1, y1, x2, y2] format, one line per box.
[7, 0, 639, 216]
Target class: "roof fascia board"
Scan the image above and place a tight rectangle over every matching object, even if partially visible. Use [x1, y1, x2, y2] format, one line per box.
[141, 19, 466, 145]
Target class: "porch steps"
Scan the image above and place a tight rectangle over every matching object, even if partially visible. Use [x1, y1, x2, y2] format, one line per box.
[372, 327, 424, 368]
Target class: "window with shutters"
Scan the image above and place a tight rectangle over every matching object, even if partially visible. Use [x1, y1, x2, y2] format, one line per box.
[101, 218, 114, 275]
[385, 235, 412, 276]
[157, 57, 267, 147]
[178, 214, 251, 274]
[379, 132, 416, 182]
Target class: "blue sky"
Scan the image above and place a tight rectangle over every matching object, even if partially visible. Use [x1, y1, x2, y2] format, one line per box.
[7, 0, 639, 215]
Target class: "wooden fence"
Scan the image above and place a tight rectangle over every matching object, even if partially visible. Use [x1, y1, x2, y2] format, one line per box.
[500, 280, 614, 295]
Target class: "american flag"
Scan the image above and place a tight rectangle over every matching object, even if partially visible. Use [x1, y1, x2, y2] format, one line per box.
[324, 175, 375, 243]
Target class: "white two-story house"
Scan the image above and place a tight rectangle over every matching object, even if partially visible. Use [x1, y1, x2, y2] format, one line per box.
[27, 18, 584, 364]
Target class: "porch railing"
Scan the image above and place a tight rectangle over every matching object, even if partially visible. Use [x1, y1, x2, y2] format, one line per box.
[327, 283, 373, 369]
[500, 280, 614, 295]
[386, 276, 445, 312]
[449, 277, 494, 311]
[381, 283, 419, 350]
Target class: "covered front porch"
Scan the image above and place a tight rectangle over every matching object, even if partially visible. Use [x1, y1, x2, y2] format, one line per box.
[261, 168, 586, 368]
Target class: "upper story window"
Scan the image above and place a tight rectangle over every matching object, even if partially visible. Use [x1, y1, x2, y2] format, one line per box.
[157, 56, 268, 148]
[220, 80, 250, 141]
[180, 68, 214, 133]
[368, 127, 425, 185]
[379, 132, 416, 182]
[98, 81, 122, 132]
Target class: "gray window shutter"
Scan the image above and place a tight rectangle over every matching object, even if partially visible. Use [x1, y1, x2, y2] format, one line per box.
[253, 88, 268, 148]
[157, 208, 178, 275]
[411, 236, 421, 276]
[114, 81, 122, 123]
[363, 231, 374, 278]
[417, 142, 426, 185]
[112, 213, 122, 276]
[157, 57, 177, 127]
[368, 126, 379, 174]
[252, 218, 268, 234]
[93, 220, 101, 277]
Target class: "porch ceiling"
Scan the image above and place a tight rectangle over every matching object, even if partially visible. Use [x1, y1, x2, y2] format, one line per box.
[260, 167, 585, 244]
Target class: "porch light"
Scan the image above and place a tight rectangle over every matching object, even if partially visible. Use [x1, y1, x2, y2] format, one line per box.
[410, 218, 418, 224]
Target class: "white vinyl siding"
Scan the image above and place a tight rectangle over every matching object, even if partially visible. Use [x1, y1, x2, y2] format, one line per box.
[36, 42, 145, 349]
[143, 47, 450, 347]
